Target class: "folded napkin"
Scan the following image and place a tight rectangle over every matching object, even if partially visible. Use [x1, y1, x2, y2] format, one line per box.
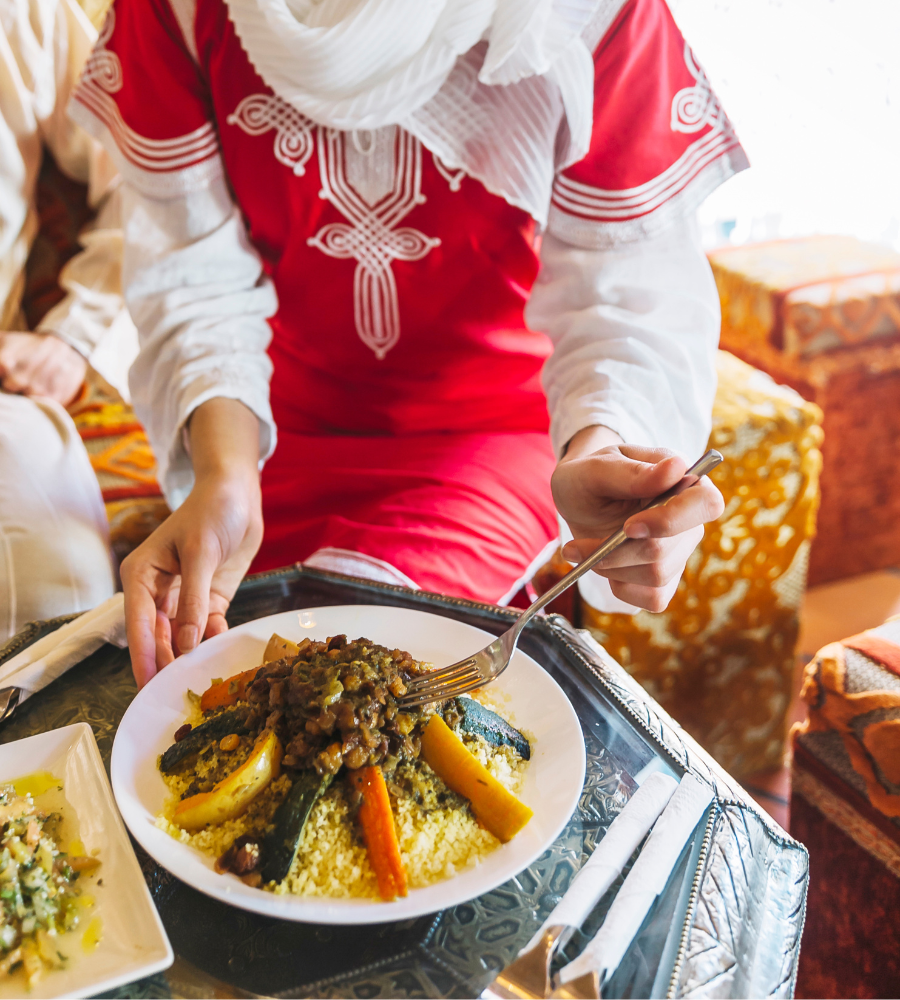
[520, 771, 679, 954]
[0, 594, 127, 703]
[558, 773, 714, 985]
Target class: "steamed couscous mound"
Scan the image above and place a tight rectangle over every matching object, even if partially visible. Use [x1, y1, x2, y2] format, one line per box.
[155, 633, 532, 900]
[157, 736, 525, 898]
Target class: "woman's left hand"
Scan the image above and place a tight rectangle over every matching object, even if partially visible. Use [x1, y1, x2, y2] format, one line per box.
[551, 426, 724, 613]
[0, 331, 87, 405]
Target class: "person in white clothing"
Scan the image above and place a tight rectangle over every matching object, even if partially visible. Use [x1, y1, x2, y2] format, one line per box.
[70, 0, 745, 685]
[0, 0, 131, 639]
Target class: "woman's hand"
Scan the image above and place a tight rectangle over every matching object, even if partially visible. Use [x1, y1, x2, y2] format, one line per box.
[121, 399, 263, 688]
[0, 331, 87, 404]
[551, 426, 724, 613]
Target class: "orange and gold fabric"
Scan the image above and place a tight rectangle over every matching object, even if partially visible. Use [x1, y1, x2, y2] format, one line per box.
[796, 617, 900, 819]
[537, 350, 823, 777]
[68, 374, 169, 563]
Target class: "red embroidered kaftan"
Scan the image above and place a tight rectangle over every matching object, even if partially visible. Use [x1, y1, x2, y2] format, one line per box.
[71, 0, 746, 601]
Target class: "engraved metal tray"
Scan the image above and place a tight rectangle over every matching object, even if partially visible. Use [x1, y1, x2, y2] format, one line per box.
[0, 566, 808, 999]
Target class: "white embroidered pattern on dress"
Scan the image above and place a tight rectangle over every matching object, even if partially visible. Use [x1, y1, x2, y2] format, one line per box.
[433, 154, 466, 192]
[308, 127, 440, 360]
[225, 97, 440, 358]
[226, 94, 315, 176]
[670, 43, 725, 135]
[73, 10, 219, 172]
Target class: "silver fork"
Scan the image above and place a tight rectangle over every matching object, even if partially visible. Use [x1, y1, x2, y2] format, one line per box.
[399, 449, 723, 709]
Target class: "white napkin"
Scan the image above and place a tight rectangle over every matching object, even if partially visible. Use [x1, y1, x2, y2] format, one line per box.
[520, 771, 679, 954]
[558, 773, 714, 985]
[0, 594, 127, 703]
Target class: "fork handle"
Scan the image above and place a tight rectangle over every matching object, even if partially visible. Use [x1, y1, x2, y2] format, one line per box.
[511, 449, 723, 631]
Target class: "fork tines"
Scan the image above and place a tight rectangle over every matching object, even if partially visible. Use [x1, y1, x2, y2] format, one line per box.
[399, 658, 481, 708]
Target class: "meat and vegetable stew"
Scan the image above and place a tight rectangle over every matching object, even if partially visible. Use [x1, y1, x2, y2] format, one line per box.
[157, 633, 533, 901]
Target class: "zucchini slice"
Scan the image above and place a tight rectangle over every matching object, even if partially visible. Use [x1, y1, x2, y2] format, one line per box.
[455, 698, 531, 760]
[160, 708, 250, 773]
[260, 771, 333, 884]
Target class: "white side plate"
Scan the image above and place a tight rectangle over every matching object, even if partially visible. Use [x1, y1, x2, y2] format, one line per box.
[0, 723, 172, 999]
[112, 604, 586, 925]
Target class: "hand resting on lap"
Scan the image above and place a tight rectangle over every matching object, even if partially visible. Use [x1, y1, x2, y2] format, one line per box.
[0, 331, 87, 405]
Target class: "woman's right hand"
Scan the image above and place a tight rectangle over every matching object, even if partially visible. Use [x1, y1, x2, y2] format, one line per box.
[121, 398, 263, 688]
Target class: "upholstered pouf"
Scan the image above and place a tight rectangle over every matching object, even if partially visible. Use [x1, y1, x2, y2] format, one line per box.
[709, 235, 900, 585]
[536, 350, 823, 777]
[791, 617, 900, 999]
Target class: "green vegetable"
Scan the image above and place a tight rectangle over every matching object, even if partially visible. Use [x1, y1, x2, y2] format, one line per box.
[260, 771, 333, 883]
[454, 698, 531, 760]
[159, 709, 250, 773]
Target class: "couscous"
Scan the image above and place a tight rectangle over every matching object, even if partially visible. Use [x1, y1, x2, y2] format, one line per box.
[156, 633, 532, 900]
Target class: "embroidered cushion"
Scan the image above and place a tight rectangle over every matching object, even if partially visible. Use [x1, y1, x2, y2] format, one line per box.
[791, 618, 900, 999]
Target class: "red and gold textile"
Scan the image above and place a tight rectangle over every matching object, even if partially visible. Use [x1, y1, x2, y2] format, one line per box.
[710, 236, 900, 584]
[795, 617, 900, 819]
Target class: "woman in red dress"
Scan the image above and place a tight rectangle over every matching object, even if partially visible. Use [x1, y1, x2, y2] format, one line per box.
[71, 0, 744, 684]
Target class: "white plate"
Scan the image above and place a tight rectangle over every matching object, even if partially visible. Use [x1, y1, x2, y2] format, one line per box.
[0, 724, 172, 999]
[112, 605, 586, 925]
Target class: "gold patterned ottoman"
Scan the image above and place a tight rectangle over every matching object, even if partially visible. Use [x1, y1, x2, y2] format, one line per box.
[535, 350, 823, 777]
[709, 235, 900, 585]
[790, 617, 900, 998]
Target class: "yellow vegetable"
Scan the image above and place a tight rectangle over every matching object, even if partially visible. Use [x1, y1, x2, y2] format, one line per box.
[263, 633, 301, 663]
[420, 716, 533, 842]
[173, 730, 283, 832]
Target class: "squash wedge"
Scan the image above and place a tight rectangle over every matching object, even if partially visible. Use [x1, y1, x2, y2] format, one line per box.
[173, 729, 283, 832]
[199, 668, 261, 714]
[263, 633, 301, 663]
[421, 715, 533, 842]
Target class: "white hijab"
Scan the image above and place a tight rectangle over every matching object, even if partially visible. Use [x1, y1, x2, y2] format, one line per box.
[223, 0, 620, 223]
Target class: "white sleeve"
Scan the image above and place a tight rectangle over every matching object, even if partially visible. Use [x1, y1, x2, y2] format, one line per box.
[31, 0, 127, 363]
[120, 173, 278, 508]
[526, 215, 719, 461]
[36, 184, 127, 360]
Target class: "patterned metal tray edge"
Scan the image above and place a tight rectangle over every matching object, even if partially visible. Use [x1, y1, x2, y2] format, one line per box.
[547, 620, 808, 999]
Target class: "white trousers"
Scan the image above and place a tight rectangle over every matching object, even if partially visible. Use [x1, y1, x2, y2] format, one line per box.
[0, 394, 115, 640]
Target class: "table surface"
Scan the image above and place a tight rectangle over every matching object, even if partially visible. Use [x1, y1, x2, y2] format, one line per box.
[0, 566, 810, 999]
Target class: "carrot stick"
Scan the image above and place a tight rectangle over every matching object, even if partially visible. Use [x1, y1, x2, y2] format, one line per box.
[421, 715, 533, 842]
[348, 766, 408, 901]
[199, 667, 260, 713]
